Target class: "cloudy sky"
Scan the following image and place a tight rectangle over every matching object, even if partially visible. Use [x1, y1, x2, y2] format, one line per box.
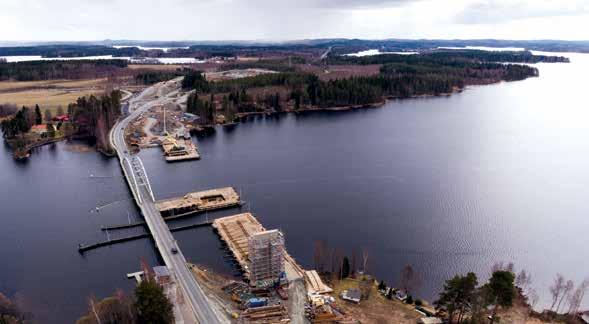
[1, 0, 588, 41]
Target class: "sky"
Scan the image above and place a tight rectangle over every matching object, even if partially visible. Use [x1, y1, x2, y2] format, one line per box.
[1, 0, 588, 41]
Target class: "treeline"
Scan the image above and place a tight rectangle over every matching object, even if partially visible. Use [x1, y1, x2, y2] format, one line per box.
[0, 103, 18, 118]
[211, 72, 311, 92]
[180, 51, 540, 123]
[0, 60, 128, 81]
[218, 57, 305, 73]
[181, 71, 210, 92]
[434, 262, 589, 324]
[329, 50, 569, 65]
[186, 92, 217, 125]
[0, 45, 141, 58]
[69, 91, 122, 152]
[0, 106, 34, 138]
[134, 70, 184, 85]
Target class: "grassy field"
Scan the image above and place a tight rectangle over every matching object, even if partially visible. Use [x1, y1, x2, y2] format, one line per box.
[0, 79, 107, 113]
[330, 277, 422, 324]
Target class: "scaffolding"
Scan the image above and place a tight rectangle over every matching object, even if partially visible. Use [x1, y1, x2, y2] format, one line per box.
[248, 230, 285, 287]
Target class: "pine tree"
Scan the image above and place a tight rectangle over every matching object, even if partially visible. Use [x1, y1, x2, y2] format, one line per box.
[34, 104, 42, 125]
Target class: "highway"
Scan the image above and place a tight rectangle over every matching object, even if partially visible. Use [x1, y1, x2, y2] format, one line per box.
[109, 80, 225, 324]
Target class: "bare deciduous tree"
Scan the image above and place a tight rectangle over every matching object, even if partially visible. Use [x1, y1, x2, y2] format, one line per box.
[313, 240, 328, 273]
[399, 265, 421, 294]
[524, 288, 540, 323]
[350, 249, 358, 277]
[516, 269, 533, 295]
[361, 249, 369, 273]
[550, 273, 566, 311]
[491, 261, 514, 273]
[567, 279, 589, 315]
[556, 280, 574, 313]
[43, 109, 53, 122]
[56, 105, 65, 116]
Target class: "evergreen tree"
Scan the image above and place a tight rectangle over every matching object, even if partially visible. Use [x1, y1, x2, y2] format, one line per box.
[378, 280, 386, 291]
[134, 280, 174, 324]
[386, 288, 394, 300]
[484, 271, 516, 324]
[435, 272, 478, 324]
[34, 104, 42, 125]
[341, 257, 350, 279]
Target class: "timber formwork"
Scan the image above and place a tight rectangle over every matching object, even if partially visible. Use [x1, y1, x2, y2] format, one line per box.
[155, 187, 241, 216]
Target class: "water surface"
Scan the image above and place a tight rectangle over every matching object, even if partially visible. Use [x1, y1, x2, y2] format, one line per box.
[1, 53, 588, 323]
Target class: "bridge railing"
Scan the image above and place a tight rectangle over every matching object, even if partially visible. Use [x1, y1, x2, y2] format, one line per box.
[122, 157, 142, 205]
[133, 156, 156, 203]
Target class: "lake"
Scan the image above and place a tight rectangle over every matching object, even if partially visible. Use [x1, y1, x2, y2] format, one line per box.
[1, 52, 588, 323]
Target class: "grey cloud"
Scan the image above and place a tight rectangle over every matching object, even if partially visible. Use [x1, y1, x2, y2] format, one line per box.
[455, 0, 589, 24]
[308, 0, 418, 9]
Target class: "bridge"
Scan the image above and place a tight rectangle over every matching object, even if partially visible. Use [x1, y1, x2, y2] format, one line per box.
[109, 80, 225, 324]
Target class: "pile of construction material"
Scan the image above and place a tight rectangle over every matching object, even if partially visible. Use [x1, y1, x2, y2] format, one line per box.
[240, 304, 290, 323]
[305, 295, 348, 323]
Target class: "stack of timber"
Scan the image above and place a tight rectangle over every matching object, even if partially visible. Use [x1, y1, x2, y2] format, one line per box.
[240, 304, 290, 323]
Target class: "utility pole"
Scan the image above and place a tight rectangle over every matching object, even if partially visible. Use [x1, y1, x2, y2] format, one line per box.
[163, 106, 166, 135]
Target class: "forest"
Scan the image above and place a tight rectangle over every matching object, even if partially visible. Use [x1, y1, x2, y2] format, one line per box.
[0, 60, 128, 81]
[68, 91, 122, 152]
[0, 45, 141, 58]
[182, 51, 542, 124]
[329, 50, 569, 65]
[134, 70, 185, 85]
[0, 91, 121, 154]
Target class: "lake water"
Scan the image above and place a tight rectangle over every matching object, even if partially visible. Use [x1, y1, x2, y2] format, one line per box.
[1, 52, 589, 323]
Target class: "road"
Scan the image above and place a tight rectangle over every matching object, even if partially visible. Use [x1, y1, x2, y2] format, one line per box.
[110, 80, 225, 324]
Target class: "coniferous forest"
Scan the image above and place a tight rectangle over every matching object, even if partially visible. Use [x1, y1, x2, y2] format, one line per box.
[183, 50, 548, 124]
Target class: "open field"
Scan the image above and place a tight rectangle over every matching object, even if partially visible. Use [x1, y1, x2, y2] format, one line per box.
[0, 78, 107, 92]
[330, 278, 422, 324]
[0, 78, 113, 113]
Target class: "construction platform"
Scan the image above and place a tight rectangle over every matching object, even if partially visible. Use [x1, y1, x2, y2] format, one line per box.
[161, 134, 200, 162]
[155, 187, 241, 217]
[212, 213, 305, 282]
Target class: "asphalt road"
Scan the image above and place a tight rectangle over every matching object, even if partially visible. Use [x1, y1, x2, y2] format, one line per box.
[110, 80, 224, 324]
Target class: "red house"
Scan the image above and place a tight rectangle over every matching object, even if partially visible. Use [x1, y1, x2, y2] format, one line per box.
[53, 115, 70, 122]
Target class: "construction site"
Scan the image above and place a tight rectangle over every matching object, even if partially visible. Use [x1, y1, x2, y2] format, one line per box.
[206, 212, 365, 323]
[125, 93, 201, 162]
[161, 131, 200, 161]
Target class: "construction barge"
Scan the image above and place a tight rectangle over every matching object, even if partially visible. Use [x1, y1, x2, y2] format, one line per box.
[212, 213, 305, 284]
[161, 132, 200, 162]
[155, 187, 241, 217]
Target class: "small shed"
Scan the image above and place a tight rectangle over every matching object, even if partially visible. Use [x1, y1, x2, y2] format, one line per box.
[153, 266, 171, 285]
[341, 288, 361, 304]
[30, 124, 47, 135]
[53, 115, 70, 122]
